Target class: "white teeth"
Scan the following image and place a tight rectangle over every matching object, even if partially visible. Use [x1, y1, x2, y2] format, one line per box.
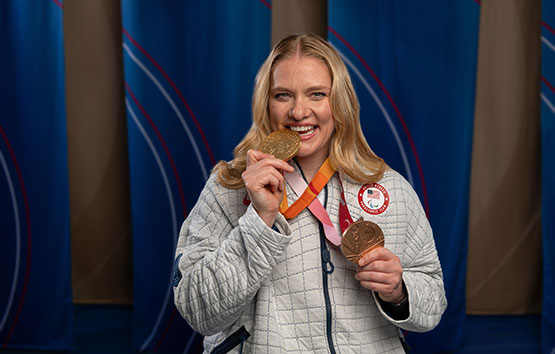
[289, 125, 316, 134]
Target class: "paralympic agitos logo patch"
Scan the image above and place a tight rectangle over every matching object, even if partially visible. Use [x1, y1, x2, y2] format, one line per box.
[358, 183, 390, 215]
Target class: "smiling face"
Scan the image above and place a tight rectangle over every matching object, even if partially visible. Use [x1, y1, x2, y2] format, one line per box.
[269, 55, 335, 169]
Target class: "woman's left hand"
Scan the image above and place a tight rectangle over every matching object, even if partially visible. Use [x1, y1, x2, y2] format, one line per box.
[355, 247, 406, 304]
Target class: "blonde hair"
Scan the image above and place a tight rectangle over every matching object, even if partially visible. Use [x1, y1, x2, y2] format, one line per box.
[214, 33, 386, 188]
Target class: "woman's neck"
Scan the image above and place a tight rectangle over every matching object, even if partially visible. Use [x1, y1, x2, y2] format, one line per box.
[295, 153, 328, 181]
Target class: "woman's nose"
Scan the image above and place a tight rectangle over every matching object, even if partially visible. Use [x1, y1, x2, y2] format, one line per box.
[289, 100, 310, 120]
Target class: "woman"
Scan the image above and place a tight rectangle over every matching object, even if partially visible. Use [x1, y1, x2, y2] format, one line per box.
[173, 34, 446, 353]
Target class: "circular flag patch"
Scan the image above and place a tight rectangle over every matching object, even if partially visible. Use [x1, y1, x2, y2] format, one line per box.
[358, 183, 390, 215]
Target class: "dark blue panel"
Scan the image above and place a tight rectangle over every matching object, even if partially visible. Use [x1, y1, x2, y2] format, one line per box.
[329, 1, 480, 352]
[541, 1, 555, 353]
[121, 1, 270, 352]
[0, 0, 73, 350]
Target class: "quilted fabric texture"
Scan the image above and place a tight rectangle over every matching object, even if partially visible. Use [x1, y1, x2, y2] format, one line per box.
[174, 167, 446, 353]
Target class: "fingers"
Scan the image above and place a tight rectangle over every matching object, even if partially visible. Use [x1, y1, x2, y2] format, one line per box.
[358, 280, 404, 302]
[246, 149, 272, 168]
[356, 260, 396, 279]
[246, 149, 295, 173]
[355, 266, 404, 302]
[242, 150, 294, 227]
[263, 171, 282, 194]
[355, 247, 404, 302]
[358, 247, 395, 267]
[357, 248, 402, 277]
[242, 163, 285, 191]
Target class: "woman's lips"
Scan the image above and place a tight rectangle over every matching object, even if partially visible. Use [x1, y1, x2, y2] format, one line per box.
[289, 125, 317, 138]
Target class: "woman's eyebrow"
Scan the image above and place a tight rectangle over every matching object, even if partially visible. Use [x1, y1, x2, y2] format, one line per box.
[306, 85, 331, 91]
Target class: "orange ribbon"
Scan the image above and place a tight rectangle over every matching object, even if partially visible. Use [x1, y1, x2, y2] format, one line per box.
[279, 158, 336, 219]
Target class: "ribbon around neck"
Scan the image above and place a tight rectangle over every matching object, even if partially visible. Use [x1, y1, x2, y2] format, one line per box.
[280, 158, 354, 247]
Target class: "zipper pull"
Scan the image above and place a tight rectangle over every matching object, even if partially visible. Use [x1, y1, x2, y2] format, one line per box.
[321, 248, 335, 274]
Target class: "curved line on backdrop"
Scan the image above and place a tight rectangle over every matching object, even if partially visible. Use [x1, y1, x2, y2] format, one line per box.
[543, 77, 555, 95]
[125, 100, 179, 352]
[335, 47, 414, 186]
[542, 93, 555, 116]
[51, 0, 63, 9]
[328, 26, 430, 217]
[125, 82, 187, 218]
[182, 331, 199, 354]
[258, 0, 271, 9]
[153, 308, 177, 352]
[0, 126, 31, 347]
[123, 31, 212, 352]
[125, 80, 190, 350]
[0, 151, 20, 333]
[543, 20, 555, 37]
[123, 43, 209, 181]
[122, 28, 216, 167]
[543, 36, 555, 52]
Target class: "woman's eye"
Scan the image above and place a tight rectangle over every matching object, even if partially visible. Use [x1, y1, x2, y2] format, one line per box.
[275, 93, 290, 100]
[312, 92, 326, 98]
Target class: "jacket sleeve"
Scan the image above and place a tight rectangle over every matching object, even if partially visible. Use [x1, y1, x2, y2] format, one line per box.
[173, 176, 293, 336]
[374, 178, 447, 332]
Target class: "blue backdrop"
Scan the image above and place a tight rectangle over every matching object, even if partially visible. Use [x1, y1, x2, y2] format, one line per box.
[121, 0, 271, 351]
[541, 1, 555, 353]
[328, 1, 480, 352]
[122, 0, 480, 352]
[2, 1, 551, 353]
[0, 0, 73, 350]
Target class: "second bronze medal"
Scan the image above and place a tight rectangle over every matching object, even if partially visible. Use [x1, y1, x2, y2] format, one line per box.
[341, 219, 385, 264]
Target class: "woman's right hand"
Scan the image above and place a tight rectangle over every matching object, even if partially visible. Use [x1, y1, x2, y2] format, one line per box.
[242, 149, 294, 227]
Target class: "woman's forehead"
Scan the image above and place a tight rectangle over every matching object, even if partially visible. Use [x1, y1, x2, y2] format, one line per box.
[271, 56, 332, 86]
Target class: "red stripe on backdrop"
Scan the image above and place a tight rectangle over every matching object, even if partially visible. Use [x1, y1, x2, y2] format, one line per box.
[51, 0, 63, 9]
[543, 76, 555, 94]
[259, 0, 271, 9]
[126, 81, 185, 351]
[125, 82, 187, 218]
[153, 308, 177, 352]
[121, 28, 216, 166]
[328, 26, 430, 217]
[0, 126, 32, 348]
[543, 20, 555, 36]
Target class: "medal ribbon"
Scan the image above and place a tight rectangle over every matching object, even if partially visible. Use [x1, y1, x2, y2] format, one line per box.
[279, 158, 334, 218]
[280, 158, 355, 246]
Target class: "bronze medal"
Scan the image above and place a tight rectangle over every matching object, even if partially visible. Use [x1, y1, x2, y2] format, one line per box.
[341, 219, 384, 264]
[259, 129, 301, 161]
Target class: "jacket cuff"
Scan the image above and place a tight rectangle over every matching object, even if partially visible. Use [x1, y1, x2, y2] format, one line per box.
[372, 277, 412, 325]
[240, 204, 292, 250]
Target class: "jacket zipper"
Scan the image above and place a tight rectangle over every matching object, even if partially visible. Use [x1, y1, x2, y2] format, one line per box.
[320, 185, 336, 354]
[296, 164, 337, 354]
[211, 326, 250, 354]
[320, 227, 336, 354]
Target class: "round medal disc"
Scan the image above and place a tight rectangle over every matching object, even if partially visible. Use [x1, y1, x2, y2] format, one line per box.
[341, 219, 384, 264]
[259, 129, 301, 161]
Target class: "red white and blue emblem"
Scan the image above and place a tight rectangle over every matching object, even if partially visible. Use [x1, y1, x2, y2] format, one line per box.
[358, 183, 390, 215]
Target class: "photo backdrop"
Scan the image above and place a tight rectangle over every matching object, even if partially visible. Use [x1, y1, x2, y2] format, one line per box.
[121, 0, 271, 351]
[0, 0, 73, 350]
[541, 0, 555, 352]
[1, 1, 552, 353]
[328, 1, 480, 352]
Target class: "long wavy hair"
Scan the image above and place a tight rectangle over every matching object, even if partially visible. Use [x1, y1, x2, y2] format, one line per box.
[214, 33, 387, 189]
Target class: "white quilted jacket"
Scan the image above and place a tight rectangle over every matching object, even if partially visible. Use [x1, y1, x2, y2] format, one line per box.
[174, 167, 446, 354]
